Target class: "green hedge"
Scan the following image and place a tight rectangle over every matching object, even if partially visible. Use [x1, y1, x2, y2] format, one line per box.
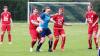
[0, 0, 27, 22]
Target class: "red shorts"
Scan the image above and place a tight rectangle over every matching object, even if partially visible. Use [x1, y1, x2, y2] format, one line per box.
[1, 24, 11, 31]
[29, 29, 40, 40]
[88, 25, 98, 34]
[54, 28, 65, 37]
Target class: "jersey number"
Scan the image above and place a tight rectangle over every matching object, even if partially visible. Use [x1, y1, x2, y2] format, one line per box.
[4, 14, 9, 21]
[4, 16, 8, 21]
[58, 19, 63, 25]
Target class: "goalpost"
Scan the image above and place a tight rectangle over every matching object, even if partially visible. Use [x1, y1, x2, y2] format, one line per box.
[27, 2, 90, 24]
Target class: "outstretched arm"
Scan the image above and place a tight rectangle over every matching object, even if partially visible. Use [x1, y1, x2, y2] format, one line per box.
[50, 18, 55, 23]
[63, 23, 72, 26]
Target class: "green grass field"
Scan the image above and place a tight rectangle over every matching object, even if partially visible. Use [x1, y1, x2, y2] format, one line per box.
[0, 23, 98, 56]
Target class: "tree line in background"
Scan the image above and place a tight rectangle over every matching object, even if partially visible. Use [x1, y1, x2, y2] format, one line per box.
[29, 0, 99, 2]
[0, 0, 99, 22]
[0, 0, 27, 22]
[29, 0, 100, 18]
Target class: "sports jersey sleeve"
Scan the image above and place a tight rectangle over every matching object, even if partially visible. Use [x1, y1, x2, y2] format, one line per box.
[29, 15, 32, 20]
[52, 15, 56, 20]
[40, 13, 45, 20]
[0, 13, 3, 20]
[85, 12, 88, 19]
[9, 12, 12, 19]
[94, 14, 98, 19]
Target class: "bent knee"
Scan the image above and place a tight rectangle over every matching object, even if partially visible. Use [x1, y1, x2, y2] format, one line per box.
[61, 34, 66, 37]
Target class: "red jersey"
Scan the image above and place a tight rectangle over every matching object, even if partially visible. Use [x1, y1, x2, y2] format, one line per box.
[52, 14, 64, 28]
[86, 10, 98, 26]
[1, 11, 12, 24]
[29, 14, 39, 30]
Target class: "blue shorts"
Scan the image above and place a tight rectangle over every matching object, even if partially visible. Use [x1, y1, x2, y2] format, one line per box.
[40, 28, 52, 37]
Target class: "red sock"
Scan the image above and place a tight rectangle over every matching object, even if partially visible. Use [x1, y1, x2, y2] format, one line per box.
[53, 39, 59, 50]
[0, 34, 4, 42]
[88, 39, 92, 48]
[61, 37, 66, 49]
[31, 40, 36, 48]
[8, 34, 12, 42]
[94, 38, 98, 48]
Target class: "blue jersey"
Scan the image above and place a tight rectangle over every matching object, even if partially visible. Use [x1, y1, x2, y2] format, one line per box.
[39, 13, 50, 28]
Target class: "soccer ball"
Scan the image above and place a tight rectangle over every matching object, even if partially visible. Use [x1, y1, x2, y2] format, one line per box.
[36, 27, 42, 33]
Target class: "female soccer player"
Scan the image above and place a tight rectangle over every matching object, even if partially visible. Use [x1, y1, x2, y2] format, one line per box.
[0, 6, 13, 44]
[52, 8, 66, 51]
[36, 7, 53, 52]
[85, 3, 99, 49]
[29, 7, 41, 52]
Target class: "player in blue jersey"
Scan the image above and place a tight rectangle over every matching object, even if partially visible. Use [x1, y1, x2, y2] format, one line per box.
[36, 7, 54, 52]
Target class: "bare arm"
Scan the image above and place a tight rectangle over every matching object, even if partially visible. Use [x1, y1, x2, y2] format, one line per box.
[97, 29, 100, 44]
[50, 18, 55, 23]
[85, 18, 88, 24]
[10, 18, 13, 25]
[31, 20, 39, 26]
[37, 17, 44, 24]
[63, 23, 72, 26]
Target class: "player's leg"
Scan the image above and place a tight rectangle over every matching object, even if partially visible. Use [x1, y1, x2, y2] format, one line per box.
[53, 29, 59, 51]
[36, 37, 45, 52]
[36, 29, 45, 52]
[0, 31, 5, 44]
[93, 32, 98, 49]
[7, 25, 12, 44]
[47, 28, 53, 52]
[53, 36, 59, 51]
[98, 48, 100, 56]
[48, 34, 53, 52]
[60, 29, 66, 51]
[88, 27, 93, 49]
[97, 30, 100, 56]
[37, 34, 41, 44]
[93, 26, 98, 49]
[7, 31, 12, 44]
[29, 29, 37, 52]
[0, 24, 6, 44]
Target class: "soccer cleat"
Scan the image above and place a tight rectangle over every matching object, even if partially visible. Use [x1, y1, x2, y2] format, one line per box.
[48, 49, 53, 52]
[8, 42, 12, 45]
[61, 48, 64, 52]
[0, 42, 3, 45]
[96, 47, 98, 50]
[40, 49, 43, 52]
[36, 49, 40, 52]
[88, 48, 92, 49]
[30, 48, 33, 52]
[53, 49, 56, 52]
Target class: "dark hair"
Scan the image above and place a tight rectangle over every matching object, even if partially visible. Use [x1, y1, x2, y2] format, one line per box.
[32, 6, 38, 13]
[88, 3, 93, 9]
[59, 7, 64, 11]
[32, 6, 38, 10]
[42, 7, 50, 12]
[4, 6, 8, 8]
[42, 9, 45, 12]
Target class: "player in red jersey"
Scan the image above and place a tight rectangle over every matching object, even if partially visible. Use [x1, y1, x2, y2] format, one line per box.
[52, 8, 66, 51]
[0, 6, 12, 44]
[85, 4, 99, 49]
[29, 7, 41, 52]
